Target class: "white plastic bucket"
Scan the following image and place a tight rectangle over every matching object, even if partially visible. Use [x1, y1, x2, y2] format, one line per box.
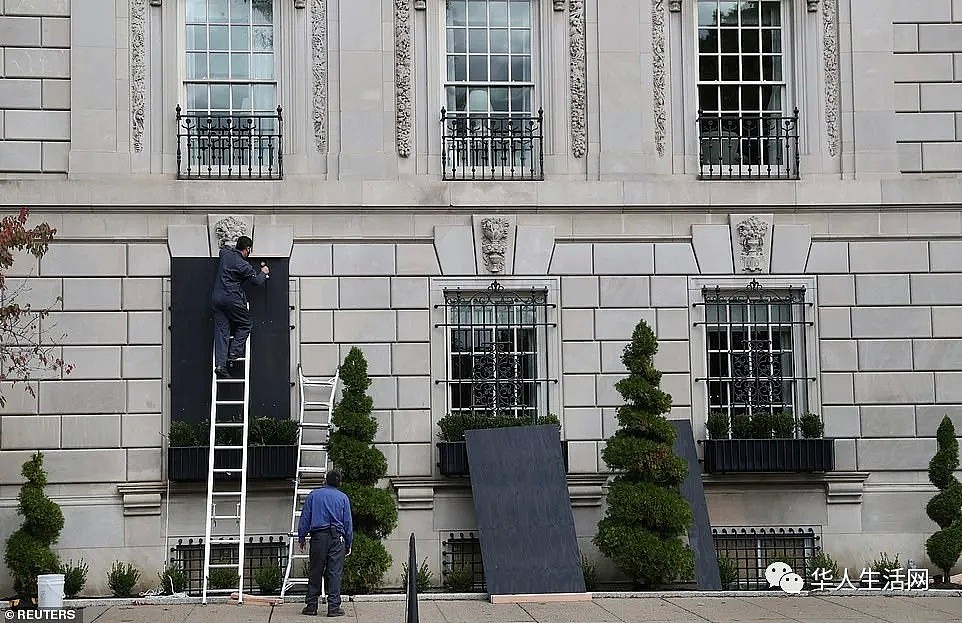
[37, 573, 65, 609]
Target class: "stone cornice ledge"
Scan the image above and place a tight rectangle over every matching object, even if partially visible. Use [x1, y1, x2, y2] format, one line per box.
[702, 471, 869, 505]
[391, 474, 608, 511]
[117, 481, 167, 516]
[823, 471, 870, 505]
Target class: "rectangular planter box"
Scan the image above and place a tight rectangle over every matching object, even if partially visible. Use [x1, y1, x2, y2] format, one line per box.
[168, 445, 297, 482]
[702, 439, 834, 474]
[437, 441, 568, 477]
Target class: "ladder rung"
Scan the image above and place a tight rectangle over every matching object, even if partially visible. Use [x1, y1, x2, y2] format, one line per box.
[213, 422, 244, 428]
[216, 379, 245, 384]
[213, 445, 245, 450]
[291, 554, 309, 559]
[303, 401, 331, 406]
[211, 492, 242, 496]
[204, 588, 239, 594]
[286, 579, 309, 584]
[300, 423, 330, 429]
[208, 563, 242, 569]
[215, 400, 246, 405]
[208, 538, 241, 545]
[300, 445, 327, 451]
[212, 515, 241, 520]
[295, 489, 313, 496]
[298, 467, 327, 473]
[212, 469, 243, 474]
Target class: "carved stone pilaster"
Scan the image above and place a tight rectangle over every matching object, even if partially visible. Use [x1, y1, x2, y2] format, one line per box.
[130, 0, 147, 153]
[652, 0, 667, 156]
[823, 0, 840, 157]
[569, 0, 587, 158]
[414, 0, 426, 8]
[553, 0, 566, 10]
[395, 0, 413, 158]
[294, 0, 306, 8]
[807, 0, 819, 11]
[668, 0, 681, 11]
[312, 0, 329, 152]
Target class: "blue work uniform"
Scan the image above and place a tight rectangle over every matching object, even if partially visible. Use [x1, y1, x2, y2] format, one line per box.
[297, 485, 354, 614]
[210, 246, 265, 369]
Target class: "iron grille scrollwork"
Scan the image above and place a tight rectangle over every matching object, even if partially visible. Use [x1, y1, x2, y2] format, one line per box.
[713, 526, 821, 589]
[697, 109, 800, 180]
[176, 105, 283, 180]
[441, 108, 545, 181]
[695, 280, 812, 433]
[436, 281, 555, 423]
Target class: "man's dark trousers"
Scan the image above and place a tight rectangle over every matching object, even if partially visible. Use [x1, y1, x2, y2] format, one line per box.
[307, 526, 344, 614]
[212, 299, 251, 368]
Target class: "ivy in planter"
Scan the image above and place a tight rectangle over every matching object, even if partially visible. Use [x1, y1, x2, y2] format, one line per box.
[436, 412, 561, 442]
[168, 417, 299, 447]
[168, 417, 299, 481]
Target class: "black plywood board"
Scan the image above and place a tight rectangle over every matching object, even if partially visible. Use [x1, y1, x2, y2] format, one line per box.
[170, 257, 291, 424]
[671, 419, 722, 590]
[464, 425, 586, 596]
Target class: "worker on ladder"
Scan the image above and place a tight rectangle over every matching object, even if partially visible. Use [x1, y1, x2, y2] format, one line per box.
[212, 235, 269, 378]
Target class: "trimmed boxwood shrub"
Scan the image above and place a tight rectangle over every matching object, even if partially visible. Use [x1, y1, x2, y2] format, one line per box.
[328, 347, 397, 593]
[593, 319, 694, 588]
[925, 416, 962, 581]
[4, 452, 63, 601]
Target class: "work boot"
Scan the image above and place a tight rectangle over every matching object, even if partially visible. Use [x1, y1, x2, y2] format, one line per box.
[301, 605, 317, 616]
[214, 366, 230, 379]
[327, 608, 344, 617]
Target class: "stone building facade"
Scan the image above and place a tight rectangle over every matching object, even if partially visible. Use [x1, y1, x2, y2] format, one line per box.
[1, 0, 962, 594]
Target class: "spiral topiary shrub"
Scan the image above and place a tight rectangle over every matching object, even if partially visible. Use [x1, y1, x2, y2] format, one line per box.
[328, 347, 398, 593]
[4, 452, 64, 601]
[593, 319, 694, 588]
[925, 415, 962, 582]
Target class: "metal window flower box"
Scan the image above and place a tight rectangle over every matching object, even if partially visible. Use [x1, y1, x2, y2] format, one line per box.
[701, 438, 834, 474]
[168, 445, 297, 482]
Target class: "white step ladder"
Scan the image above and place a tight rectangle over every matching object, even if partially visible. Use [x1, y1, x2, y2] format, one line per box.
[201, 341, 251, 604]
[280, 364, 340, 599]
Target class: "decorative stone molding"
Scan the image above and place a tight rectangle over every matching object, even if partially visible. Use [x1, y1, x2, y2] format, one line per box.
[149, 0, 161, 6]
[807, 0, 819, 11]
[117, 482, 166, 516]
[312, 0, 329, 152]
[214, 216, 250, 249]
[730, 214, 773, 274]
[823, 0, 840, 157]
[668, 0, 681, 11]
[652, 1, 667, 156]
[395, 0, 413, 158]
[414, 0, 426, 9]
[553, 0, 566, 10]
[294, 0, 306, 8]
[480, 217, 510, 273]
[824, 472, 870, 505]
[569, 0, 587, 158]
[473, 215, 517, 275]
[390, 475, 606, 510]
[131, 0, 147, 153]
[567, 474, 607, 508]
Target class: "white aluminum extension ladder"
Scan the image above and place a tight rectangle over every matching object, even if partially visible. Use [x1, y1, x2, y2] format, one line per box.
[201, 340, 251, 604]
[280, 364, 340, 599]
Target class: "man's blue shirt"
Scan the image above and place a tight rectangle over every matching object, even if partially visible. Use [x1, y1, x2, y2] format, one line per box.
[211, 246, 265, 305]
[297, 485, 353, 550]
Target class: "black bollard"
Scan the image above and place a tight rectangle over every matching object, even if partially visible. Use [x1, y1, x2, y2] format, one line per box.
[405, 533, 419, 623]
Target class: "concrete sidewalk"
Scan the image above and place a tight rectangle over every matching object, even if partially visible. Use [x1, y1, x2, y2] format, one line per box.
[79, 595, 962, 623]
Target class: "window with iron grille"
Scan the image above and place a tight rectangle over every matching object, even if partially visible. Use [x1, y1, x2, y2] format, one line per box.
[442, 531, 486, 591]
[168, 535, 289, 594]
[698, 280, 811, 435]
[438, 281, 553, 422]
[442, 0, 543, 180]
[179, 0, 282, 179]
[695, 0, 798, 179]
[712, 526, 820, 589]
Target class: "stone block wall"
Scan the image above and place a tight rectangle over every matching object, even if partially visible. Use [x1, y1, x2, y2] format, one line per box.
[0, 0, 70, 174]
[894, 0, 962, 172]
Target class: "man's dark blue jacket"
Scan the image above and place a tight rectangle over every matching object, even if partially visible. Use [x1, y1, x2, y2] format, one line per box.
[297, 486, 354, 550]
[212, 246, 265, 306]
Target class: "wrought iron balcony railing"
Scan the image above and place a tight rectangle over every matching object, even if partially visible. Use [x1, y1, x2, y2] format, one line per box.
[176, 105, 283, 180]
[441, 108, 544, 181]
[697, 108, 800, 180]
